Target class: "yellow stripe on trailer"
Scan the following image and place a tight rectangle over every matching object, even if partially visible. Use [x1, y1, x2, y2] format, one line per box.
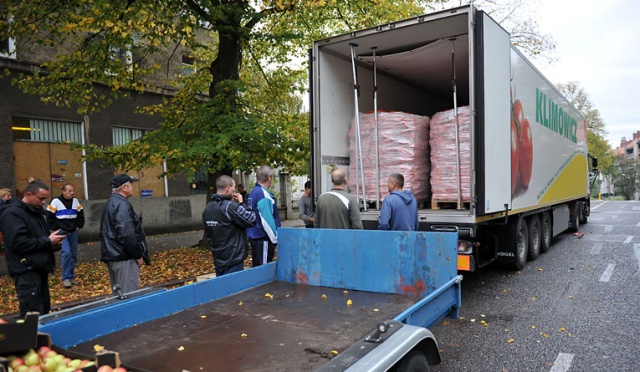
[538, 154, 588, 204]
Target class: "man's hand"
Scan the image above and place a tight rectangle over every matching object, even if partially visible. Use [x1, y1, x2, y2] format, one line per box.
[137, 257, 144, 267]
[233, 193, 243, 204]
[49, 230, 66, 247]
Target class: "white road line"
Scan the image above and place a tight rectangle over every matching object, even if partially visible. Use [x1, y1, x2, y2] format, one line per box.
[637, 221, 640, 227]
[604, 225, 613, 233]
[591, 201, 606, 210]
[635, 244, 640, 275]
[599, 264, 615, 282]
[590, 242, 603, 255]
[550, 353, 575, 372]
[624, 236, 633, 244]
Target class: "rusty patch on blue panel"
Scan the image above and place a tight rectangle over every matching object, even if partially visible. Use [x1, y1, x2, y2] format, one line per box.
[296, 270, 308, 284]
[398, 277, 426, 297]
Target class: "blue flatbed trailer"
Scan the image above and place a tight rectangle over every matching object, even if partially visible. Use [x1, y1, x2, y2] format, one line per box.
[39, 228, 461, 371]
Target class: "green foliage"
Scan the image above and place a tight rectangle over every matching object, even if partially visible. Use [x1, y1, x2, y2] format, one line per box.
[613, 154, 639, 200]
[2, 0, 556, 182]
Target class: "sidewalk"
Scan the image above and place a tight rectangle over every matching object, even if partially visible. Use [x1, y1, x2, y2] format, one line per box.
[0, 219, 305, 276]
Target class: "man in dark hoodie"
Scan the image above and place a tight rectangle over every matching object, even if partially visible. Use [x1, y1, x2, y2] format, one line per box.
[2, 181, 66, 318]
[202, 175, 256, 276]
[378, 173, 419, 231]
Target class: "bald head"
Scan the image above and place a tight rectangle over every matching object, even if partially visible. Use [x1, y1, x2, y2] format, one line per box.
[331, 168, 347, 188]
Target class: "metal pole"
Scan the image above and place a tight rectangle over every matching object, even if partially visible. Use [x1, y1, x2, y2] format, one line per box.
[350, 43, 367, 210]
[450, 38, 462, 210]
[372, 47, 380, 209]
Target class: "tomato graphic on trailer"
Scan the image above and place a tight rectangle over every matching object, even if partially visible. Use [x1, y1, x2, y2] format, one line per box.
[510, 89, 533, 198]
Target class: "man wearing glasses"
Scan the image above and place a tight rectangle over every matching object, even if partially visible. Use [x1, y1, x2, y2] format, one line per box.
[100, 173, 150, 294]
[1, 180, 66, 318]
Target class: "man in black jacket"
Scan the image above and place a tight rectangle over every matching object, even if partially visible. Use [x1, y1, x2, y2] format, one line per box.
[100, 174, 150, 294]
[203, 175, 256, 276]
[2, 181, 66, 318]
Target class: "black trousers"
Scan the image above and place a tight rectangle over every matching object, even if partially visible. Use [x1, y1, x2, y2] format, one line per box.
[13, 270, 50, 319]
[250, 238, 276, 267]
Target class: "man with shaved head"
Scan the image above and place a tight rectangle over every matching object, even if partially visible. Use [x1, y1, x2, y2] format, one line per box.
[314, 168, 363, 229]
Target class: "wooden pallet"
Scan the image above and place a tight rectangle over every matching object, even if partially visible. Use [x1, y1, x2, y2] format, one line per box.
[431, 199, 470, 210]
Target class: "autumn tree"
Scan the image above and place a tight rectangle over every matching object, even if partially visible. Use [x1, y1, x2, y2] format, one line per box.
[1, 1, 434, 188]
[556, 81, 615, 176]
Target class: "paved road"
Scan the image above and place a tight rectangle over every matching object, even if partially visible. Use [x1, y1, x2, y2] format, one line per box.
[431, 200, 640, 371]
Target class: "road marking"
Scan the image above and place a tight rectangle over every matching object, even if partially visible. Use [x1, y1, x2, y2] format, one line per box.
[550, 353, 574, 372]
[637, 221, 640, 227]
[624, 236, 633, 244]
[635, 244, 640, 275]
[590, 242, 603, 255]
[633, 206, 640, 211]
[591, 201, 606, 210]
[604, 225, 613, 233]
[599, 264, 615, 282]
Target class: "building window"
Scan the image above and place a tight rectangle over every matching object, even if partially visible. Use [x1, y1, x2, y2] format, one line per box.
[11, 117, 82, 143]
[182, 52, 196, 76]
[0, 15, 16, 59]
[112, 126, 149, 146]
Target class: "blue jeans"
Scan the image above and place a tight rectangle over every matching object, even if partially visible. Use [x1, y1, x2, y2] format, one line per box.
[61, 229, 79, 281]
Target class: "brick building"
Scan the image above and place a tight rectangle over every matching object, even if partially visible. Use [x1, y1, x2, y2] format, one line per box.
[0, 23, 209, 238]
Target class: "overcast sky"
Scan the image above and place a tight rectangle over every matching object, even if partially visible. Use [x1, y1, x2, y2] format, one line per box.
[533, 0, 639, 149]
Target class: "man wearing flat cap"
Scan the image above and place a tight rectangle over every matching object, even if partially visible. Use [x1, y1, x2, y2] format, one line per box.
[100, 173, 150, 294]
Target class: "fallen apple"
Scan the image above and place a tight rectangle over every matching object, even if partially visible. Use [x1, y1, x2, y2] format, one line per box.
[23, 350, 41, 366]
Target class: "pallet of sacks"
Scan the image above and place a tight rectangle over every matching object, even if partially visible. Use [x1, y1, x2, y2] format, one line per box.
[429, 106, 471, 209]
[348, 111, 431, 203]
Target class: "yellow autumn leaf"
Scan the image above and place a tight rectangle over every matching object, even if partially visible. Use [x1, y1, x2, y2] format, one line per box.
[507, 339, 515, 343]
[241, 333, 248, 338]
[321, 294, 327, 299]
[558, 327, 566, 332]
[347, 299, 353, 306]
[178, 346, 185, 351]
[94, 344, 105, 352]
[331, 350, 338, 355]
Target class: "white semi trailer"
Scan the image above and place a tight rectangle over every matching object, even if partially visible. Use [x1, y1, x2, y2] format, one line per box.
[310, 5, 597, 271]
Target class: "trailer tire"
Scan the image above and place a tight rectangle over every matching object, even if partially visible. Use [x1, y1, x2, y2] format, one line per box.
[540, 212, 552, 253]
[392, 349, 430, 372]
[527, 215, 541, 261]
[568, 203, 580, 233]
[496, 215, 528, 270]
[579, 201, 588, 224]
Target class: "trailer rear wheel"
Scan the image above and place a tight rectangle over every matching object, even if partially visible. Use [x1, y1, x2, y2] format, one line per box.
[496, 215, 528, 270]
[579, 201, 588, 224]
[540, 212, 552, 253]
[392, 349, 430, 372]
[527, 215, 541, 261]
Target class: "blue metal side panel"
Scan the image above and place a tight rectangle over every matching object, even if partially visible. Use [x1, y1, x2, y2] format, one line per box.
[39, 263, 276, 348]
[276, 228, 458, 296]
[394, 275, 463, 329]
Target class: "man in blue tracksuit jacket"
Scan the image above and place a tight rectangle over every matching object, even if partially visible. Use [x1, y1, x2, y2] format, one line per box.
[247, 165, 281, 266]
[378, 173, 419, 231]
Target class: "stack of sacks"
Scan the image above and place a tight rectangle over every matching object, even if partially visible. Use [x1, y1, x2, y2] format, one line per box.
[348, 111, 431, 202]
[429, 106, 471, 201]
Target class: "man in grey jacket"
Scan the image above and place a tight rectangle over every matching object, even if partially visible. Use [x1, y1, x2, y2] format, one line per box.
[298, 180, 314, 228]
[100, 174, 150, 294]
[314, 168, 363, 229]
